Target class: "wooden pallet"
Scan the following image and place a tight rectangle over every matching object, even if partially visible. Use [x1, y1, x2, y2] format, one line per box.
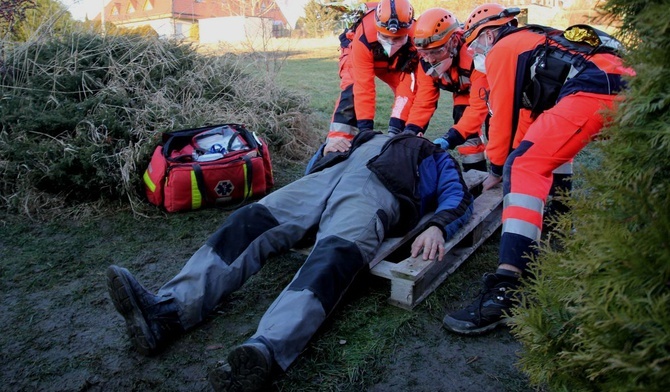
[368, 170, 503, 310]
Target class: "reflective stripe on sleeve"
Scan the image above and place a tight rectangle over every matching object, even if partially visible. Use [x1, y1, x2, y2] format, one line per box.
[329, 123, 358, 136]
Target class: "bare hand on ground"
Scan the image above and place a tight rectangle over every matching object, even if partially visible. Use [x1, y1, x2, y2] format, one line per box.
[411, 226, 446, 261]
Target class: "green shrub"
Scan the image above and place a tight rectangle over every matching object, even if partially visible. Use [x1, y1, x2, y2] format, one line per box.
[511, 1, 670, 391]
[0, 29, 322, 215]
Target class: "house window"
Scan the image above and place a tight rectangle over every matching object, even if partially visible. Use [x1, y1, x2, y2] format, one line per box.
[143, 0, 153, 11]
[127, 3, 135, 13]
[112, 3, 120, 15]
[175, 23, 185, 39]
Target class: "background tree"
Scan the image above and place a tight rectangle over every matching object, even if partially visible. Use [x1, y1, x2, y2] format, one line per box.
[511, 0, 670, 391]
[1, 0, 73, 41]
[299, 0, 343, 38]
[0, 0, 35, 37]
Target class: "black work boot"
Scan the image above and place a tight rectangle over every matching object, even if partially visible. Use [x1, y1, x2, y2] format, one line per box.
[442, 271, 519, 335]
[106, 265, 183, 356]
[209, 339, 274, 392]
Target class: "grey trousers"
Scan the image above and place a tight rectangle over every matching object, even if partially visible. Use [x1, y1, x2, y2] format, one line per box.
[157, 134, 400, 370]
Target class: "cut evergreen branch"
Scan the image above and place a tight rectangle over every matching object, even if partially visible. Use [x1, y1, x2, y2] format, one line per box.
[0, 27, 322, 217]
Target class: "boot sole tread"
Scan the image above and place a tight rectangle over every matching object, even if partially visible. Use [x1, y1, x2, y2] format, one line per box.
[106, 266, 157, 356]
[227, 345, 271, 391]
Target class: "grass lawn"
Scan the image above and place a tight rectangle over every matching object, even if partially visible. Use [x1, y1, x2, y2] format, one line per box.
[0, 37, 531, 392]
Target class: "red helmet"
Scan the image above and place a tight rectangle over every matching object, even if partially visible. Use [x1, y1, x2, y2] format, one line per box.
[413, 8, 460, 50]
[375, 0, 414, 37]
[463, 4, 520, 45]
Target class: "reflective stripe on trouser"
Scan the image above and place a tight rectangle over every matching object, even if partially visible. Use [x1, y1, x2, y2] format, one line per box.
[252, 135, 400, 370]
[453, 105, 486, 168]
[552, 161, 573, 175]
[457, 134, 486, 164]
[500, 93, 614, 272]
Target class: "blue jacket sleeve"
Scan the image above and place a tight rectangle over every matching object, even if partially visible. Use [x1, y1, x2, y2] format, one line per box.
[419, 152, 474, 240]
[304, 143, 326, 175]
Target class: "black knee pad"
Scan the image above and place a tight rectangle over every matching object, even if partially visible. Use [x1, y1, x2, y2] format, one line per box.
[206, 203, 279, 264]
[289, 236, 366, 314]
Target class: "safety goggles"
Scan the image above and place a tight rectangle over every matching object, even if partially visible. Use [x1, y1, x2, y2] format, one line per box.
[418, 45, 449, 58]
[462, 7, 521, 43]
[414, 24, 459, 49]
[467, 32, 492, 57]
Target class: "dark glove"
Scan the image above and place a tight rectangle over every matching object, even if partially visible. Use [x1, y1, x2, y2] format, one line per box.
[388, 126, 402, 135]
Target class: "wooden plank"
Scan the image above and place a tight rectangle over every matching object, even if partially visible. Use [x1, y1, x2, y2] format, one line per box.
[371, 185, 503, 309]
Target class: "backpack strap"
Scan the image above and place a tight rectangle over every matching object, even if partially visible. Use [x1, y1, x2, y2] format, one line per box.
[192, 164, 211, 207]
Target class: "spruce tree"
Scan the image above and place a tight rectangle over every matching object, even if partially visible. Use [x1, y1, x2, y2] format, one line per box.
[512, 1, 670, 391]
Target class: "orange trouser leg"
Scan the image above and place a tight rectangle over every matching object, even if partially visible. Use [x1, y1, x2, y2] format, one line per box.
[499, 93, 615, 272]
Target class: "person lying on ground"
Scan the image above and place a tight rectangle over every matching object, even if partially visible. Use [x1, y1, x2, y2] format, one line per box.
[106, 130, 474, 392]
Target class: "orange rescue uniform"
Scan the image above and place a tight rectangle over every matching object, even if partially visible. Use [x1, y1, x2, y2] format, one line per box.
[329, 7, 419, 140]
[484, 27, 634, 271]
[405, 43, 488, 170]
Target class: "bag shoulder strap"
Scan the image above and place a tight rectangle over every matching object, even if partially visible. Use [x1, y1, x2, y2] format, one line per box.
[190, 155, 255, 210]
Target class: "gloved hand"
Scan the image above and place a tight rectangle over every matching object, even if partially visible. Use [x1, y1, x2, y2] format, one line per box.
[388, 126, 402, 135]
[433, 137, 452, 150]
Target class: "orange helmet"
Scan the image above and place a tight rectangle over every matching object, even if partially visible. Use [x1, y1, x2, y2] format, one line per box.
[375, 0, 414, 37]
[463, 3, 520, 45]
[413, 8, 460, 50]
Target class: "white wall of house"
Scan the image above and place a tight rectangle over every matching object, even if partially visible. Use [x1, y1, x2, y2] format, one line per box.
[116, 18, 195, 39]
[199, 16, 273, 44]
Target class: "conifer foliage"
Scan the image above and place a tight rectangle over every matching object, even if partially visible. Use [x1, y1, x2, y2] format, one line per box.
[0, 31, 320, 215]
[511, 1, 670, 391]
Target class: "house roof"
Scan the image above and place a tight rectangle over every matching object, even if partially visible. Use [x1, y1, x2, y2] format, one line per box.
[101, 0, 286, 24]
